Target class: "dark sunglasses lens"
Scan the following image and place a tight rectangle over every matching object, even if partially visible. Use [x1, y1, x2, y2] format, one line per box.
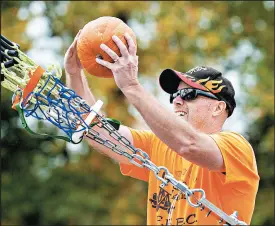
[170, 89, 198, 103]
[184, 93, 195, 100]
[181, 90, 196, 101]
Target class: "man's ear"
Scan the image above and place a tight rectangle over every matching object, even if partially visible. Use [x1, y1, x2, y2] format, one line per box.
[213, 101, 227, 117]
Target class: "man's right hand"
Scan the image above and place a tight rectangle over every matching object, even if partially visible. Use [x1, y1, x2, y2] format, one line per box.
[64, 30, 134, 165]
[64, 30, 83, 76]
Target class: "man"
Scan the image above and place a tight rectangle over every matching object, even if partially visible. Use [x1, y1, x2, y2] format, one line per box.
[65, 31, 259, 225]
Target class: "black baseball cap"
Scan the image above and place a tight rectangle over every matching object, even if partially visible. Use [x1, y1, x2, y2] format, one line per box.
[159, 66, 236, 117]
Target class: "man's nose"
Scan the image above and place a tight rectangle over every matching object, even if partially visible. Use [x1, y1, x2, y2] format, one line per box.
[173, 95, 184, 106]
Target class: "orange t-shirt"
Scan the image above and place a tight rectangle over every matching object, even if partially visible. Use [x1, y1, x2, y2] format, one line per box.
[120, 129, 259, 225]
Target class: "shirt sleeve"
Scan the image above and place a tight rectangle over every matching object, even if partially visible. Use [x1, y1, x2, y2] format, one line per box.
[119, 128, 154, 182]
[209, 131, 259, 186]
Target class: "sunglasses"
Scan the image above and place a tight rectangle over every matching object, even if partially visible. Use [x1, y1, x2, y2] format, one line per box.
[170, 88, 219, 104]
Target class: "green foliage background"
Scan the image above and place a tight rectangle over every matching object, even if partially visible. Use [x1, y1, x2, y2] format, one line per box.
[1, 1, 274, 225]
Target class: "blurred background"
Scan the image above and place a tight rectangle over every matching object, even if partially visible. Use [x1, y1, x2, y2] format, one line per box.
[1, 1, 274, 225]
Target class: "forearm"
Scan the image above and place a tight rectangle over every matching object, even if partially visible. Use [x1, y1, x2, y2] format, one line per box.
[65, 70, 96, 106]
[86, 125, 133, 165]
[121, 84, 198, 154]
[65, 70, 133, 165]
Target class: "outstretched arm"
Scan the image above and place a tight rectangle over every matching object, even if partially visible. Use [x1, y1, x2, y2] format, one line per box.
[96, 33, 225, 172]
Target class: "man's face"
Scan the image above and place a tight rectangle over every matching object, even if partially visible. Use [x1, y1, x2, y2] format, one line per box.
[172, 82, 217, 132]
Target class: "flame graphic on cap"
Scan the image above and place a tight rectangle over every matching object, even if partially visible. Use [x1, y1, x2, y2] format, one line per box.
[197, 78, 226, 93]
[204, 80, 226, 93]
[184, 75, 226, 93]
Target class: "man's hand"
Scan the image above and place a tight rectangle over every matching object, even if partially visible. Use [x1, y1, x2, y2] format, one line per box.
[64, 30, 83, 76]
[64, 29, 96, 105]
[95, 33, 139, 91]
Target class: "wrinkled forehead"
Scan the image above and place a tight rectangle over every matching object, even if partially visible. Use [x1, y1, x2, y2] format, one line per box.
[177, 81, 193, 90]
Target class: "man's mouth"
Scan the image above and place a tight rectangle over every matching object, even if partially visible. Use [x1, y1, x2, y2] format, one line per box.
[175, 111, 187, 117]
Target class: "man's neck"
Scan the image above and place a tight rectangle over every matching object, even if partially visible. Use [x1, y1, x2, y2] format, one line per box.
[197, 124, 223, 134]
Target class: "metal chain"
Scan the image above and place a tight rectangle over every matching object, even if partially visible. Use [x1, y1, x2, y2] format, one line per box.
[12, 85, 246, 225]
[12, 84, 246, 225]
[85, 113, 247, 226]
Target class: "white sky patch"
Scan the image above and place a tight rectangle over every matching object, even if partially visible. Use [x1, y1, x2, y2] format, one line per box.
[230, 16, 244, 34]
[251, 49, 264, 63]
[196, 37, 208, 49]
[238, 39, 254, 56]
[243, 73, 257, 87]
[33, 36, 63, 52]
[128, 18, 156, 49]
[222, 70, 249, 135]
[224, 70, 242, 98]
[17, 7, 29, 21]
[27, 48, 63, 68]
[149, 1, 160, 16]
[26, 16, 51, 39]
[263, 1, 274, 10]
[198, 10, 211, 30]
[223, 104, 248, 136]
[227, 39, 255, 65]
[55, 1, 69, 16]
[29, 1, 46, 16]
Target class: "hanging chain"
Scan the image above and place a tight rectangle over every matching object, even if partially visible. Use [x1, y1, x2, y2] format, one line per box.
[84, 110, 247, 226]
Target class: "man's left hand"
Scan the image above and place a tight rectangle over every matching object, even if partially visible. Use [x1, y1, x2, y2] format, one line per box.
[96, 33, 139, 91]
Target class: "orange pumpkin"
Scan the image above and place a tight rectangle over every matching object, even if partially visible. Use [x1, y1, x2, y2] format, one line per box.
[77, 16, 137, 78]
